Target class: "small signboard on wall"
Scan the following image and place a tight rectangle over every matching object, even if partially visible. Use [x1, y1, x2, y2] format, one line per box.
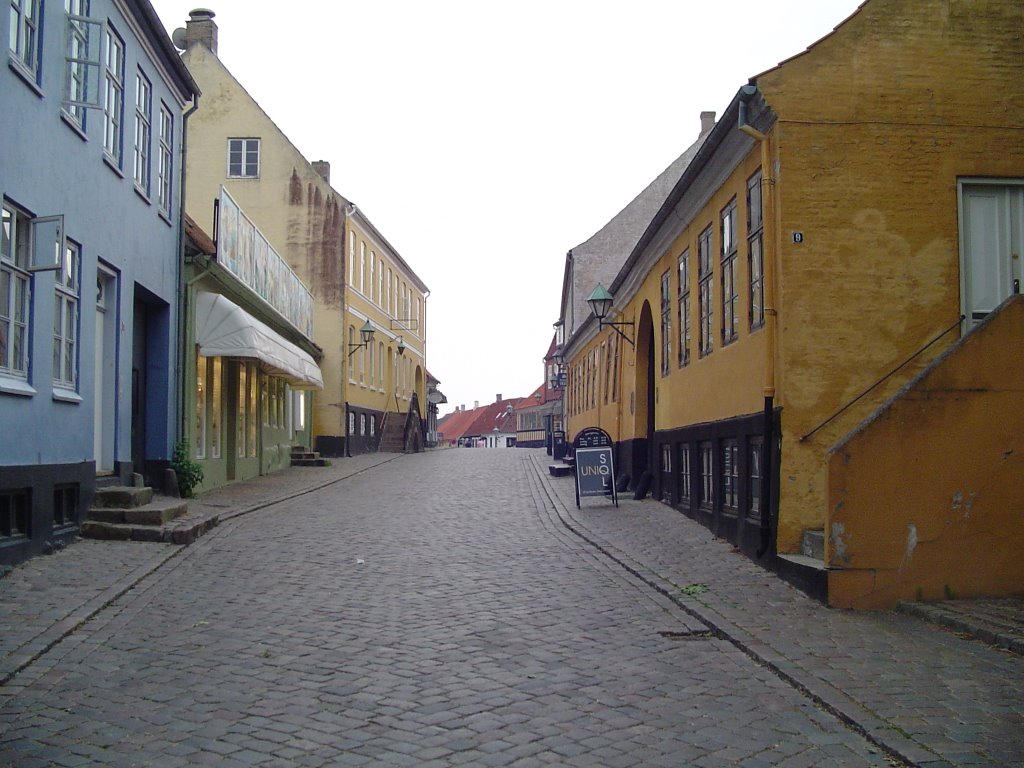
[572, 427, 617, 508]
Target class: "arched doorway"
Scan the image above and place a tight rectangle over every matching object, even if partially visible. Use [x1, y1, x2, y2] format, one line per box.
[631, 301, 656, 492]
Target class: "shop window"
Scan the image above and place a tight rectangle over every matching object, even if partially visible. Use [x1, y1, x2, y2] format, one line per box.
[195, 355, 207, 459]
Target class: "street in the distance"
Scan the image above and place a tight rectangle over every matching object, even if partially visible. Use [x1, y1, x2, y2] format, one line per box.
[1, 449, 1022, 767]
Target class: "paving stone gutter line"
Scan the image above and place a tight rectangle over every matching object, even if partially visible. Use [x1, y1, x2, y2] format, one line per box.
[526, 452, 942, 768]
[0, 453, 401, 687]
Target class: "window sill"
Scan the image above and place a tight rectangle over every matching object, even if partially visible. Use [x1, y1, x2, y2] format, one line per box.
[60, 110, 89, 141]
[7, 56, 42, 96]
[158, 209, 173, 227]
[103, 153, 125, 178]
[134, 186, 152, 206]
[52, 387, 83, 404]
[0, 376, 36, 397]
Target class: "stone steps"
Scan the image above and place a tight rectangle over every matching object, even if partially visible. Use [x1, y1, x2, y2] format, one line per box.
[290, 447, 327, 467]
[81, 483, 216, 546]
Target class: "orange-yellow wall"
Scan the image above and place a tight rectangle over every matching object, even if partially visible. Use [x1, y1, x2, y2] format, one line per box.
[755, 0, 1024, 552]
[827, 296, 1024, 609]
[565, 0, 1024, 576]
[566, 148, 768, 444]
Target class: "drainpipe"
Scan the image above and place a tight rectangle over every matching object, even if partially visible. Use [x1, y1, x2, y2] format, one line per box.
[739, 85, 777, 558]
[177, 97, 200, 445]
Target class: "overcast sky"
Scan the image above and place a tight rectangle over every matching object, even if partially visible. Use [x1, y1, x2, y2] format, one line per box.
[150, 0, 863, 415]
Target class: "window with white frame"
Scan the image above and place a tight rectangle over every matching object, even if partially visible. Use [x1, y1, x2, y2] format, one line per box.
[53, 240, 80, 389]
[156, 104, 173, 215]
[747, 171, 764, 330]
[378, 261, 384, 305]
[227, 138, 259, 178]
[721, 198, 739, 346]
[348, 231, 355, 286]
[748, 436, 763, 520]
[347, 326, 355, 383]
[1, 203, 32, 379]
[678, 248, 691, 367]
[698, 441, 714, 509]
[369, 251, 376, 303]
[660, 269, 671, 377]
[133, 70, 152, 192]
[698, 225, 713, 358]
[102, 26, 125, 165]
[64, 0, 92, 125]
[722, 438, 739, 511]
[9, 0, 40, 77]
[678, 443, 691, 502]
[359, 241, 366, 293]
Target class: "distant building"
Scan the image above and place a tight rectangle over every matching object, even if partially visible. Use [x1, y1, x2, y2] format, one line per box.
[178, 10, 429, 459]
[516, 336, 564, 451]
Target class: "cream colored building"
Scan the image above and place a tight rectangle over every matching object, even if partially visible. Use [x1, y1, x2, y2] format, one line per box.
[179, 11, 429, 455]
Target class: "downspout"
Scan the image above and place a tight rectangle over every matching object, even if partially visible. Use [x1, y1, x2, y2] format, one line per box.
[739, 85, 777, 558]
[177, 97, 200, 444]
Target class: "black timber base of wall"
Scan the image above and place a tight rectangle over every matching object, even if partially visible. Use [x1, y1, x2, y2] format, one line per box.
[315, 436, 346, 458]
[516, 439, 546, 448]
[0, 462, 93, 567]
[613, 438, 649, 491]
[624, 409, 825, 603]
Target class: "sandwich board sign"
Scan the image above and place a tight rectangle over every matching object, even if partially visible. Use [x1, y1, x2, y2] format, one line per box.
[573, 427, 617, 508]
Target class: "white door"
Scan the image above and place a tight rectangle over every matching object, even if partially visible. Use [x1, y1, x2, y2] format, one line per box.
[961, 183, 1024, 326]
[94, 268, 116, 473]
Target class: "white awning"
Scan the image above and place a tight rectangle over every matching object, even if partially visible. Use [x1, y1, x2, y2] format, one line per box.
[194, 291, 323, 390]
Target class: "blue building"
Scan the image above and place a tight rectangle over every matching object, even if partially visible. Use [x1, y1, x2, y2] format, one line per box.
[1, 0, 198, 564]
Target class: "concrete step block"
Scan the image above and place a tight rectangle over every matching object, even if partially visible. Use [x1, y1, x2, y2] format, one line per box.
[802, 529, 825, 560]
[92, 486, 153, 509]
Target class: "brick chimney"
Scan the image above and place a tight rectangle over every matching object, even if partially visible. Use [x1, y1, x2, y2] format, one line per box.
[495, 394, 502, 403]
[312, 161, 330, 184]
[700, 110, 716, 137]
[185, 9, 218, 54]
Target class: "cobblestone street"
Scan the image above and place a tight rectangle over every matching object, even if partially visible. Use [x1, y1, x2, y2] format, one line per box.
[1, 449, 1022, 767]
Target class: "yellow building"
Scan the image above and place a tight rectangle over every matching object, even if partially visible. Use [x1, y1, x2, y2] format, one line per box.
[560, 0, 1024, 608]
[179, 11, 429, 456]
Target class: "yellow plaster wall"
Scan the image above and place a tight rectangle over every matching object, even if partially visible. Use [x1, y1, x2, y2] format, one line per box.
[827, 296, 1024, 609]
[182, 46, 348, 440]
[567, 145, 770, 445]
[754, 0, 1024, 552]
[344, 219, 428, 419]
